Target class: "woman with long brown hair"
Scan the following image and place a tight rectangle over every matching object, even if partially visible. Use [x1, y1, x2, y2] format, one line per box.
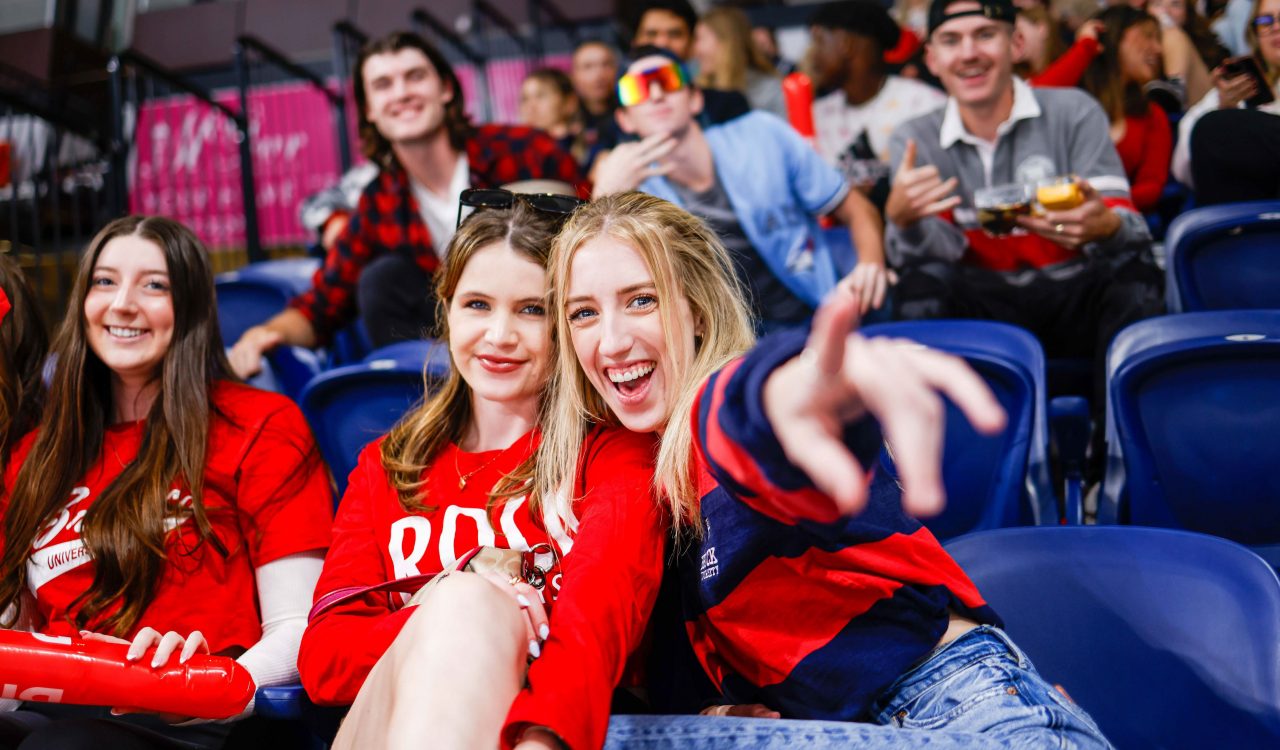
[0, 216, 332, 749]
[0, 255, 47, 497]
[298, 194, 664, 750]
[1079, 6, 1173, 212]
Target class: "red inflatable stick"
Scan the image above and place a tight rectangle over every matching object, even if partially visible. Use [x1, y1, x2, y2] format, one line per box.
[782, 72, 816, 141]
[0, 630, 255, 719]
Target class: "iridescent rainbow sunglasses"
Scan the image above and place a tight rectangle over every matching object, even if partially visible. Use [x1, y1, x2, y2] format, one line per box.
[616, 60, 690, 107]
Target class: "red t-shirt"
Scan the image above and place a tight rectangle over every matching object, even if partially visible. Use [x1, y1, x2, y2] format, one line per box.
[299, 426, 666, 750]
[1114, 102, 1172, 213]
[1, 381, 333, 654]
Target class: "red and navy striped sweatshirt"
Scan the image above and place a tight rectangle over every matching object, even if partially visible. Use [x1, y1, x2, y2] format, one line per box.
[683, 327, 1001, 721]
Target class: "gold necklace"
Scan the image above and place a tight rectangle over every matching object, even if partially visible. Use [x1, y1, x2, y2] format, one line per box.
[453, 432, 533, 490]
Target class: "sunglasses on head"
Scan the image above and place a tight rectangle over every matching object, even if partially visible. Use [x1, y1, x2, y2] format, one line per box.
[616, 61, 689, 108]
[1254, 14, 1279, 31]
[455, 188, 585, 229]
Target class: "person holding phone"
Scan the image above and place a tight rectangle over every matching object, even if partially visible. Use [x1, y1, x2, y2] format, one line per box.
[1171, 0, 1280, 203]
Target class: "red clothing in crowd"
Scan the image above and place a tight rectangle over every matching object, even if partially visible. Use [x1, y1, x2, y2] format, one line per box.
[299, 426, 665, 750]
[1030, 36, 1101, 88]
[0, 382, 333, 653]
[1114, 102, 1172, 213]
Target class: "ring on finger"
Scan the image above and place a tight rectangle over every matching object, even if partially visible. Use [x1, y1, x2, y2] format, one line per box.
[508, 575, 522, 586]
[1054, 223, 1065, 234]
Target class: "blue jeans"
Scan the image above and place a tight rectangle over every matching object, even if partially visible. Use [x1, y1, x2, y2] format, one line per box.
[604, 626, 1112, 749]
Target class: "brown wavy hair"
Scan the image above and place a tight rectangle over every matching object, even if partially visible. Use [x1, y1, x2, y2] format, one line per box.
[380, 201, 563, 519]
[0, 216, 235, 636]
[354, 31, 472, 169]
[696, 6, 778, 92]
[1081, 7, 1162, 123]
[0, 254, 48, 495]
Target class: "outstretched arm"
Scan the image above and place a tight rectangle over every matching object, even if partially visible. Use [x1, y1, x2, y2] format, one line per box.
[763, 287, 1005, 516]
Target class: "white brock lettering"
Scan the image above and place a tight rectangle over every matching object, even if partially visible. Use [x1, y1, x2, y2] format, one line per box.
[388, 516, 431, 580]
[439, 506, 494, 569]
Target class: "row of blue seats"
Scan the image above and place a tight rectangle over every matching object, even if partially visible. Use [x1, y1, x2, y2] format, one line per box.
[219, 200, 1280, 748]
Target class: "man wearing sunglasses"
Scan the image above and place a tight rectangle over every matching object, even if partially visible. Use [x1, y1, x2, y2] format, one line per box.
[229, 31, 583, 380]
[592, 47, 890, 333]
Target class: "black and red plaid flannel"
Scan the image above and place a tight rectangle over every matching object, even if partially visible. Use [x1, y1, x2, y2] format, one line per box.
[289, 124, 584, 343]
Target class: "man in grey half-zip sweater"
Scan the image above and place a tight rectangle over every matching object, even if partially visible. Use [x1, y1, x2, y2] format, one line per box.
[883, 0, 1163, 472]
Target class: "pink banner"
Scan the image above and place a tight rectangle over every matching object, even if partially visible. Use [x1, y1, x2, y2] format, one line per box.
[131, 55, 573, 250]
[132, 80, 344, 249]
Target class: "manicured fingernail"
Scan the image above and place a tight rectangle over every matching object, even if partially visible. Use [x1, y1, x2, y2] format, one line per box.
[528, 640, 541, 659]
[110, 709, 121, 716]
[516, 594, 531, 609]
[151, 656, 163, 668]
[126, 649, 141, 661]
[538, 623, 549, 640]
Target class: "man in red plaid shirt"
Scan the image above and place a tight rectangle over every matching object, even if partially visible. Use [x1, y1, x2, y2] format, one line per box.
[230, 32, 583, 377]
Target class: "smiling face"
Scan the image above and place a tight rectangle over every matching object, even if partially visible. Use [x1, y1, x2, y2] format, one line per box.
[926, 3, 1021, 111]
[565, 235, 698, 434]
[636, 9, 693, 59]
[1118, 19, 1163, 84]
[447, 242, 551, 409]
[83, 234, 175, 387]
[361, 47, 454, 146]
[615, 55, 703, 139]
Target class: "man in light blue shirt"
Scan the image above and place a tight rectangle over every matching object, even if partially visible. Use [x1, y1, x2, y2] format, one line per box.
[592, 47, 888, 331]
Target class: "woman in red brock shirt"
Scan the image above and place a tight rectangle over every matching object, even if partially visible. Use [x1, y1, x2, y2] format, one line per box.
[0, 216, 333, 749]
[299, 197, 664, 750]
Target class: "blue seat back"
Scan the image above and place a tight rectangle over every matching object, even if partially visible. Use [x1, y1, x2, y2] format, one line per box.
[215, 258, 320, 344]
[1102, 312, 1280, 561]
[946, 526, 1280, 749]
[363, 339, 453, 381]
[862, 321, 1055, 538]
[214, 279, 293, 345]
[1165, 200, 1280, 312]
[299, 363, 427, 496]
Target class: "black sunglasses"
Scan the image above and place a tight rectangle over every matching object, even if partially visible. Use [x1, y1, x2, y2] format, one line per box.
[455, 188, 586, 228]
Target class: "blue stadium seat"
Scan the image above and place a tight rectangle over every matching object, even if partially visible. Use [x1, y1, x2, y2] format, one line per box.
[299, 361, 428, 496]
[861, 320, 1057, 537]
[363, 338, 452, 381]
[215, 258, 320, 342]
[1165, 200, 1280, 312]
[946, 526, 1280, 749]
[1101, 311, 1280, 566]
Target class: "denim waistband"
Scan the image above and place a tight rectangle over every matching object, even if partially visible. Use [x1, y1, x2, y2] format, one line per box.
[869, 625, 1026, 717]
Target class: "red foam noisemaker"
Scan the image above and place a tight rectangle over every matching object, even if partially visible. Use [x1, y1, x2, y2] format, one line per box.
[0, 630, 255, 719]
[782, 72, 816, 141]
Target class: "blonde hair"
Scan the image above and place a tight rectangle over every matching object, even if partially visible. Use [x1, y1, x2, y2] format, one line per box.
[537, 192, 755, 535]
[697, 6, 778, 92]
[380, 201, 561, 518]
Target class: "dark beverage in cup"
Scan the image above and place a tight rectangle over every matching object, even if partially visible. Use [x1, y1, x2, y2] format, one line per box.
[974, 183, 1033, 237]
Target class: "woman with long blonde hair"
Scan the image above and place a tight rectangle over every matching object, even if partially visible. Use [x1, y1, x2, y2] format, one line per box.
[521, 191, 1114, 748]
[692, 6, 788, 118]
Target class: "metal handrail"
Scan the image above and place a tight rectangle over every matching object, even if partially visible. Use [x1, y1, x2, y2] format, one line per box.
[236, 34, 353, 171]
[108, 50, 263, 261]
